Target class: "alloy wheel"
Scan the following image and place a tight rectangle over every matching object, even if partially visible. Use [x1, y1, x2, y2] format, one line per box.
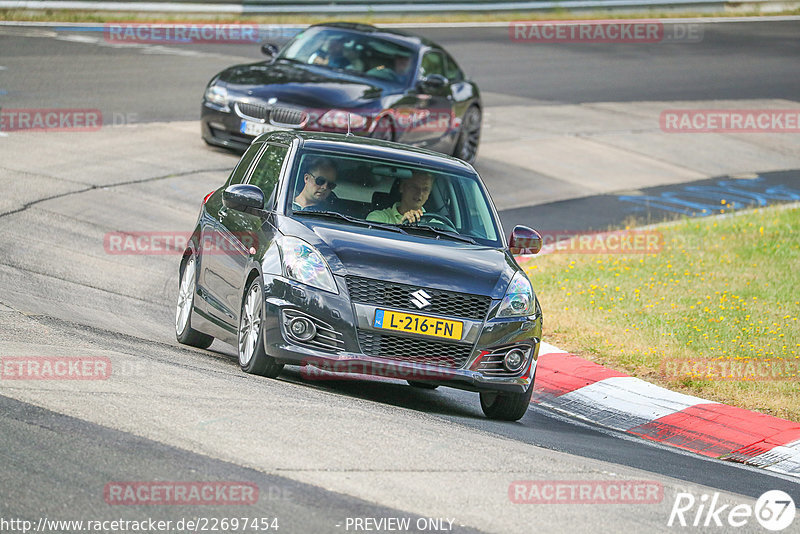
[238, 282, 263, 367]
[459, 107, 481, 163]
[175, 257, 196, 336]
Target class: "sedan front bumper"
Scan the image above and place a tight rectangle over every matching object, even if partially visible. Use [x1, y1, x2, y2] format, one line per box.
[261, 275, 542, 394]
[201, 102, 256, 152]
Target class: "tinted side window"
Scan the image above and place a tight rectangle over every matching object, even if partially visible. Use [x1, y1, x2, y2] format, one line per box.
[444, 52, 464, 82]
[420, 51, 445, 78]
[228, 142, 263, 185]
[248, 144, 289, 206]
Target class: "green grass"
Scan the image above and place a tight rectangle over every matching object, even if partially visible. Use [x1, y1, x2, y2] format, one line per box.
[525, 203, 800, 421]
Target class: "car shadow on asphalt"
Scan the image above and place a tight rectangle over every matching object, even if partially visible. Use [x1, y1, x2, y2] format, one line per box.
[277, 365, 486, 420]
[205, 344, 497, 421]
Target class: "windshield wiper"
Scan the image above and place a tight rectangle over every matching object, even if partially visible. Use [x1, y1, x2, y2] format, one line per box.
[297, 211, 408, 234]
[402, 224, 477, 244]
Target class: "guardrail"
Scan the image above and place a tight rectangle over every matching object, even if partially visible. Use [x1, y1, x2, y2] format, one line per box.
[0, 0, 792, 13]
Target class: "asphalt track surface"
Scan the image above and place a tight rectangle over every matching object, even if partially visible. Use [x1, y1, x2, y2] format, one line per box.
[1, 20, 799, 533]
[1, 21, 799, 119]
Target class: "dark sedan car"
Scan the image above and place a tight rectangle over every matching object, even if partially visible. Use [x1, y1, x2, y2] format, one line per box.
[201, 23, 483, 163]
[176, 131, 543, 420]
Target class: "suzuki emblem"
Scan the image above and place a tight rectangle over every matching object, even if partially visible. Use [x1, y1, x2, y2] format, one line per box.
[410, 289, 432, 309]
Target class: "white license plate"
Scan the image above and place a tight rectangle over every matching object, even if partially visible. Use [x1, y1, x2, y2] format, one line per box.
[240, 120, 285, 137]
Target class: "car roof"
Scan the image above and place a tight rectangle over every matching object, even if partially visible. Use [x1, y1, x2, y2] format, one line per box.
[258, 130, 475, 174]
[307, 22, 439, 51]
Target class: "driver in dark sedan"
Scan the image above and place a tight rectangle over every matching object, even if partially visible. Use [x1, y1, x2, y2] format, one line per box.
[292, 158, 338, 211]
[310, 37, 351, 69]
[367, 171, 433, 224]
[366, 53, 413, 82]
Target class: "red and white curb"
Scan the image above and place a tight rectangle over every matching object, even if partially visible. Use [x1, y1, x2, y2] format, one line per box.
[532, 342, 800, 478]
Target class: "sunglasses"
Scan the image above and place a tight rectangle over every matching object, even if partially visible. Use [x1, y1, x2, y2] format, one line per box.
[308, 173, 336, 190]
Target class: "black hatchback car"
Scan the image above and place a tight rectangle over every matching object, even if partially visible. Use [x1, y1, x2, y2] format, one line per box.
[201, 23, 482, 163]
[176, 131, 543, 420]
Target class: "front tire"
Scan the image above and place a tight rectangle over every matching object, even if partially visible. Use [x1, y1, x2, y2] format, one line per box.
[453, 106, 481, 164]
[238, 277, 283, 378]
[176, 256, 214, 349]
[479, 382, 533, 421]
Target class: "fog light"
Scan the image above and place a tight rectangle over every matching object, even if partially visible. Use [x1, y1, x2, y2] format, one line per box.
[503, 348, 526, 372]
[289, 317, 316, 342]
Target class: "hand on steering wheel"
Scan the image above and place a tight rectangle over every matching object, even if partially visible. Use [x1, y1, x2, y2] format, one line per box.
[417, 213, 456, 231]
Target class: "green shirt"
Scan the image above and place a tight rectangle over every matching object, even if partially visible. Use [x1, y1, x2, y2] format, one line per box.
[292, 199, 330, 212]
[366, 203, 424, 224]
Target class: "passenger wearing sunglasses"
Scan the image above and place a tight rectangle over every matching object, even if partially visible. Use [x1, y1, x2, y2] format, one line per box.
[292, 158, 338, 211]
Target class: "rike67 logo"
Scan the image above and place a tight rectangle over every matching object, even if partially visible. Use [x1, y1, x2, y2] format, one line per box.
[668, 490, 796, 531]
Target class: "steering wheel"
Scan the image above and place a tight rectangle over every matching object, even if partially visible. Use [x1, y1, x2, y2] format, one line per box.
[418, 213, 457, 232]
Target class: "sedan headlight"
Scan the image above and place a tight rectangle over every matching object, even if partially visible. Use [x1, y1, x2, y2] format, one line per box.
[204, 83, 228, 108]
[318, 109, 368, 130]
[279, 236, 338, 294]
[497, 272, 535, 317]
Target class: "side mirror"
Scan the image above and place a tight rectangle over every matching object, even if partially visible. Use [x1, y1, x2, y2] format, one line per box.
[261, 43, 279, 58]
[509, 226, 542, 255]
[223, 184, 265, 213]
[418, 74, 448, 92]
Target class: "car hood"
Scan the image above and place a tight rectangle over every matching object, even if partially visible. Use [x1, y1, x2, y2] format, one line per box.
[278, 217, 517, 299]
[220, 61, 387, 108]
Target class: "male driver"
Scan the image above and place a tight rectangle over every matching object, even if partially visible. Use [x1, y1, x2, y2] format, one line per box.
[293, 157, 337, 210]
[367, 170, 433, 224]
[366, 52, 413, 83]
[311, 37, 350, 69]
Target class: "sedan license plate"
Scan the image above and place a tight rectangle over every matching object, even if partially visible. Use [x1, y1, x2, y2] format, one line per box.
[373, 309, 463, 341]
[240, 120, 285, 136]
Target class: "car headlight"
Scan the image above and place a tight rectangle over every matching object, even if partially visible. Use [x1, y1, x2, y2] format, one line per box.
[279, 236, 338, 294]
[318, 109, 368, 130]
[497, 272, 535, 317]
[205, 84, 228, 108]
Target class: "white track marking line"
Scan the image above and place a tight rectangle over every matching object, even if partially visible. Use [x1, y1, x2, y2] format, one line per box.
[548, 375, 715, 431]
[539, 341, 568, 354]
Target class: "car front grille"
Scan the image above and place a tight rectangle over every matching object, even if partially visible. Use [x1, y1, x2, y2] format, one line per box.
[270, 107, 307, 127]
[236, 102, 269, 122]
[357, 331, 472, 369]
[346, 276, 491, 320]
[235, 102, 307, 128]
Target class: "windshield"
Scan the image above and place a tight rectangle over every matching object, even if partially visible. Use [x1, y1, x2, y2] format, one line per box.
[287, 151, 502, 247]
[278, 27, 417, 86]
